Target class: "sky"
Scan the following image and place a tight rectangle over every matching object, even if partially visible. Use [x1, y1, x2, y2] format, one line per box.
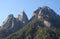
[0, 0, 60, 26]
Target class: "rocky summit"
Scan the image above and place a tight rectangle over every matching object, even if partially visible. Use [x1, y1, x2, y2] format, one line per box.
[0, 6, 60, 39]
[17, 11, 28, 24]
[32, 6, 60, 28]
[0, 11, 28, 38]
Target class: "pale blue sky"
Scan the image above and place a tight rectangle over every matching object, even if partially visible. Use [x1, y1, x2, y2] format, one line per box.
[0, 0, 60, 26]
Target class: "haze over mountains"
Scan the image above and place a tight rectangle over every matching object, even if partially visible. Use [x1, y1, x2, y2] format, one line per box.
[0, 6, 60, 39]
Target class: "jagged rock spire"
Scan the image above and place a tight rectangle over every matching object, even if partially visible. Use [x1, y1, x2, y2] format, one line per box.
[3, 14, 14, 24]
[18, 11, 28, 24]
[2, 14, 15, 29]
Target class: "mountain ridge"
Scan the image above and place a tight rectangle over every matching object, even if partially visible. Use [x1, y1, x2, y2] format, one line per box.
[0, 6, 60, 39]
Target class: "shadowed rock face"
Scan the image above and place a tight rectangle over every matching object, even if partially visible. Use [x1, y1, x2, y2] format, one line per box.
[0, 26, 1, 30]
[2, 14, 15, 29]
[2, 11, 28, 30]
[17, 11, 28, 24]
[32, 6, 60, 28]
[0, 12, 28, 38]
[33, 6, 58, 19]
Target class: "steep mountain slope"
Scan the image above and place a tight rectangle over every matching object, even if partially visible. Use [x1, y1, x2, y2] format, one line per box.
[5, 15, 60, 39]
[0, 12, 28, 38]
[32, 6, 60, 28]
[5, 6, 60, 39]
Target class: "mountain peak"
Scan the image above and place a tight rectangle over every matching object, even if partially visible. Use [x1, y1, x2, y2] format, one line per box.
[0, 6, 60, 39]
[2, 14, 14, 24]
[8, 14, 14, 19]
[43, 6, 50, 9]
[32, 6, 60, 28]
[34, 6, 50, 13]
[32, 6, 57, 19]
[19, 11, 26, 16]
[18, 11, 28, 24]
